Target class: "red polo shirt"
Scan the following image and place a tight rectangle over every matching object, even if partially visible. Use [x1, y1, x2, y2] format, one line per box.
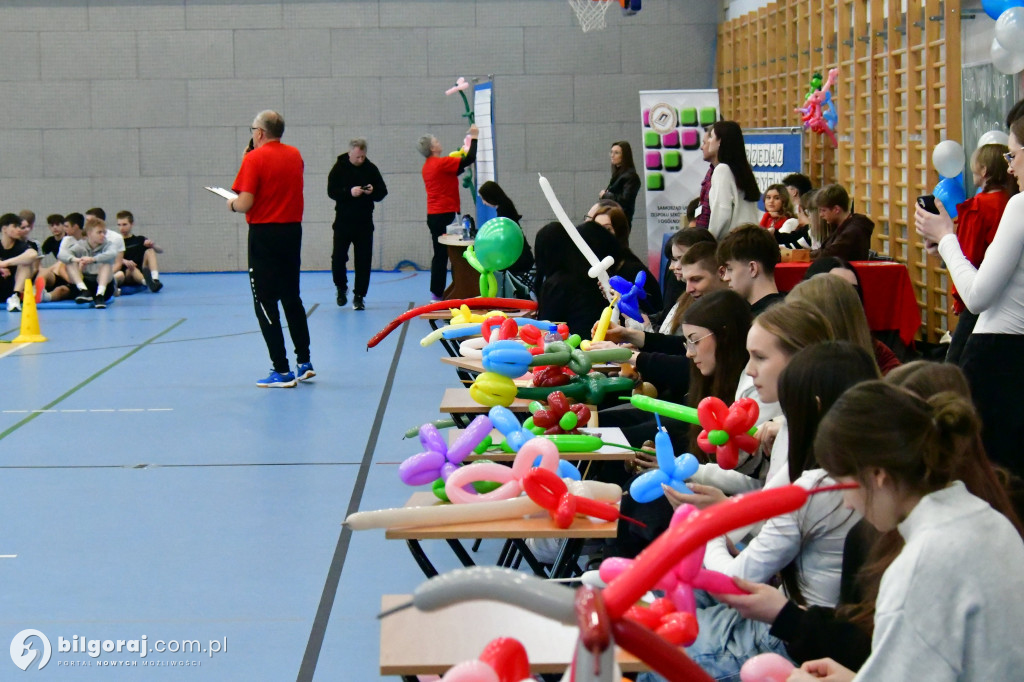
[422, 155, 463, 215]
[233, 140, 304, 224]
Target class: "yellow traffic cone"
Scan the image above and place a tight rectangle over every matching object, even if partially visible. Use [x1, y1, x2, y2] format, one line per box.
[13, 278, 47, 343]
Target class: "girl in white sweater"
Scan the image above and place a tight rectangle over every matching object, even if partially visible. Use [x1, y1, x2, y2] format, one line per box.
[791, 382, 1024, 681]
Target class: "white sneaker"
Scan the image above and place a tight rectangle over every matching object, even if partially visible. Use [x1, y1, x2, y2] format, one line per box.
[7, 294, 21, 312]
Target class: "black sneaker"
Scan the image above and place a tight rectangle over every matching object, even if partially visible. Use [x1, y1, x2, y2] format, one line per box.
[336, 288, 347, 307]
[143, 267, 164, 292]
[75, 290, 93, 305]
[353, 295, 365, 310]
[94, 297, 107, 309]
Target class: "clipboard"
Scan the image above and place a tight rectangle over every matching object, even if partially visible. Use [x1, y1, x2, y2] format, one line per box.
[204, 186, 238, 201]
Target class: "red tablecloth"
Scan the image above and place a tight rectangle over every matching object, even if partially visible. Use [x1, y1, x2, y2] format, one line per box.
[775, 261, 921, 346]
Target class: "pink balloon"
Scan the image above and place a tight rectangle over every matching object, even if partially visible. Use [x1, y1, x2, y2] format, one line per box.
[441, 659, 500, 682]
[739, 653, 795, 682]
[444, 437, 562, 504]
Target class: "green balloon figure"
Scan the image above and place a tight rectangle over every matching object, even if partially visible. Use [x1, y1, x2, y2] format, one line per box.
[463, 217, 524, 296]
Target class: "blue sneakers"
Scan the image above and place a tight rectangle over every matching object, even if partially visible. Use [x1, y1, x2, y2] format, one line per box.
[296, 362, 316, 381]
[256, 370, 297, 388]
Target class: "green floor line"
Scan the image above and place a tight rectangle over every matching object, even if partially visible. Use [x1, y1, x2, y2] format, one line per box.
[0, 318, 186, 442]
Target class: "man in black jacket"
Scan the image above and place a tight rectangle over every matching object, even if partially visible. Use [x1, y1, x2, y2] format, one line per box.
[327, 138, 388, 310]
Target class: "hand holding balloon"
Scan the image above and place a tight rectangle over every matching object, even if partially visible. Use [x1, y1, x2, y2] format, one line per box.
[713, 577, 790, 624]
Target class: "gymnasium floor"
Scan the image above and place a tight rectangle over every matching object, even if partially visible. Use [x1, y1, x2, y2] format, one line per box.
[1, 271, 502, 680]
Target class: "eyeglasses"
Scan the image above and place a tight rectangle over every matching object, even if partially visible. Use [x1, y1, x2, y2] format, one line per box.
[685, 331, 714, 352]
[1004, 148, 1021, 164]
[583, 214, 595, 222]
[250, 126, 263, 133]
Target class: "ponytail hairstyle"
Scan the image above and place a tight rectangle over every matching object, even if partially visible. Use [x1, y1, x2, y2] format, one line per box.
[815, 381, 982, 498]
[681, 289, 753, 453]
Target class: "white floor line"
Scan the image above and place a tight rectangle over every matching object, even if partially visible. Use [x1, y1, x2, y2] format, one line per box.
[4, 408, 174, 414]
[0, 343, 26, 359]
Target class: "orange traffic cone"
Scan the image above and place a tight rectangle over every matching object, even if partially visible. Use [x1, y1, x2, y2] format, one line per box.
[13, 278, 47, 343]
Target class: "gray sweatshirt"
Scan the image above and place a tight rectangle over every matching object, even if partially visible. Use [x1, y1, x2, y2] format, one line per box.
[58, 235, 118, 275]
[856, 481, 1024, 680]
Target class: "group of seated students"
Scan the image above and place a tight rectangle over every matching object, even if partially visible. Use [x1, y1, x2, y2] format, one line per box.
[523, 175, 1024, 678]
[1, 208, 164, 312]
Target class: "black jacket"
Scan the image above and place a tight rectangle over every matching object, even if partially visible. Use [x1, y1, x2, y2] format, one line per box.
[327, 153, 388, 225]
[604, 168, 641, 222]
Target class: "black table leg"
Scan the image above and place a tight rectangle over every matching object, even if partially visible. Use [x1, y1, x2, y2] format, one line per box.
[406, 539, 439, 578]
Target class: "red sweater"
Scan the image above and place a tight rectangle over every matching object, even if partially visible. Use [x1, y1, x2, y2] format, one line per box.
[760, 213, 791, 229]
[422, 156, 463, 215]
[952, 190, 1011, 314]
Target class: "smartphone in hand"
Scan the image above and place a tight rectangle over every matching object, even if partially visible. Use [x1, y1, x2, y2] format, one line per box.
[917, 194, 939, 214]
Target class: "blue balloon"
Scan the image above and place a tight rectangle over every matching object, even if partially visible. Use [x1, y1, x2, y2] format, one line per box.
[982, 0, 1024, 20]
[934, 175, 967, 220]
[628, 429, 700, 503]
[481, 339, 533, 378]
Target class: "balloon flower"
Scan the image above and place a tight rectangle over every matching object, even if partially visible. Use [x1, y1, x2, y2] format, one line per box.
[629, 426, 699, 503]
[486, 405, 580, 480]
[399, 416, 494, 486]
[444, 76, 476, 201]
[695, 397, 760, 470]
[627, 394, 760, 469]
[527, 391, 591, 435]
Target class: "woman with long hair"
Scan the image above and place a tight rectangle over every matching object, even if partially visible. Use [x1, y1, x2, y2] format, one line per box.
[702, 121, 761, 239]
[915, 116, 1024, 479]
[599, 140, 641, 223]
[759, 183, 798, 231]
[534, 221, 607, 338]
[943, 143, 1017, 364]
[477, 180, 535, 282]
[787, 382, 1024, 681]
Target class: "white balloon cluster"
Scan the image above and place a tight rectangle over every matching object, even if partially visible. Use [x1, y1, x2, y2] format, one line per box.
[991, 6, 1024, 74]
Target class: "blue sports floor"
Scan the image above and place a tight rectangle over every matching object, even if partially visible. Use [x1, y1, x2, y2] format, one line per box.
[1, 271, 500, 680]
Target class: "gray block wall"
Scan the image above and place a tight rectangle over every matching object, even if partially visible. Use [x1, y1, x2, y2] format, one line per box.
[2, 0, 721, 273]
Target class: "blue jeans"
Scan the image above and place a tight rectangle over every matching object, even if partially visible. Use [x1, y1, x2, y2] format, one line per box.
[637, 596, 793, 682]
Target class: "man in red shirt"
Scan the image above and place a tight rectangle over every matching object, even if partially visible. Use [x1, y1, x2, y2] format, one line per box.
[229, 110, 313, 388]
[418, 124, 478, 300]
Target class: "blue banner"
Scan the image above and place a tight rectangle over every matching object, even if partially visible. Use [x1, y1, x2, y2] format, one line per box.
[743, 129, 804, 209]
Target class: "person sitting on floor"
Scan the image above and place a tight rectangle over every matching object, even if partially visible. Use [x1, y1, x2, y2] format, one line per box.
[115, 210, 164, 293]
[0, 213, 39, 312]
[59, 216, 119, 308]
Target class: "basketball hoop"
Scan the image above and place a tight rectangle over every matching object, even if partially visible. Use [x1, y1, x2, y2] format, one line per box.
[568, 0, 612, 32]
